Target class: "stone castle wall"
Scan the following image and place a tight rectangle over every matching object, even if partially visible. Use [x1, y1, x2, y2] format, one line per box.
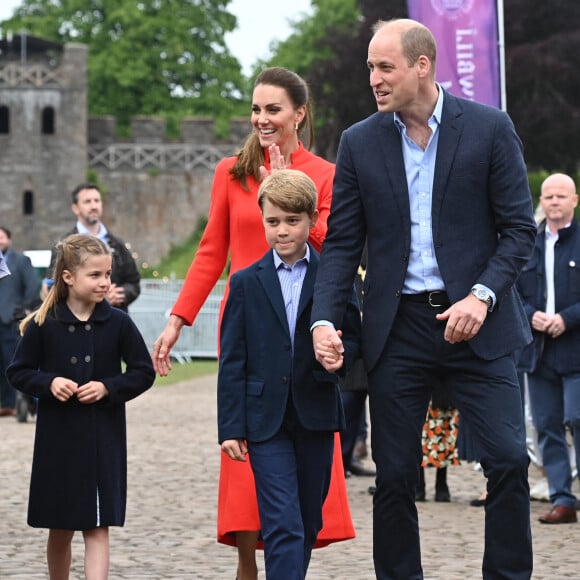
[0, 36, 252, 266]
[86, 115, 250, 266]
[0, 42, 88, 251]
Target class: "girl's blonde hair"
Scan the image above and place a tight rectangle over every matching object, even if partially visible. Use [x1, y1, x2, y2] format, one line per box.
[20, 234, 111, 334]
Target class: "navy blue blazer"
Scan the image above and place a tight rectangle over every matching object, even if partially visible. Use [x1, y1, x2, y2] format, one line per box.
[312, 90, 536, 371]
[0, 249, 40, 324]
[517, 219, 580, 374]
[217, 245, 361, 444]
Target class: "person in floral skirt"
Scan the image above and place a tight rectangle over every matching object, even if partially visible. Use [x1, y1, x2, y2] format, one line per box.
[417, 382, 460, 502]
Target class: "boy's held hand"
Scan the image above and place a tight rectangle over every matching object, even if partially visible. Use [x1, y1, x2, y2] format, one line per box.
[313, 326, 344, 372]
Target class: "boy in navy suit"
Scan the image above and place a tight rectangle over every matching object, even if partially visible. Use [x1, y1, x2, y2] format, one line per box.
[217, 169, 360, 579]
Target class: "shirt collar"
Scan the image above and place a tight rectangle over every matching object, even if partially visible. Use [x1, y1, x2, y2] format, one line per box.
[76, 220, 108, 242]
[394, 82, 444, 132]
[273, 244, 310, 270]
[546, 221, 572, 238]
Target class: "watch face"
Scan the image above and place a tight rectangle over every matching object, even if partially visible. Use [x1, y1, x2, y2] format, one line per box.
[472, 287, 491, 307]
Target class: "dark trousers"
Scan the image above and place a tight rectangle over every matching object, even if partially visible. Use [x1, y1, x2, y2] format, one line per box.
[340, 390, 367, 471]
[0, 321, 19, 408]
[527, 365, 580, 509]
[368, 300, 532, 580]
[249, 403, 334, 580]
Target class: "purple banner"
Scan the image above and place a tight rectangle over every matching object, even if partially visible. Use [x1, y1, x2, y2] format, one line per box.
[407, 0, 501, 108]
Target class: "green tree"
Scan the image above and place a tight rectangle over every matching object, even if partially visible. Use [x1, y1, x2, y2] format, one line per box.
[504, 0, 580, 173]
[263, 0, 407, 159]
[1, 0, 249, 132]
[270, 0, 580, 169]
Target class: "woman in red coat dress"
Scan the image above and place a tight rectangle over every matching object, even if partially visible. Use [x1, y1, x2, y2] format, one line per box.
[152, 67, 354, 579]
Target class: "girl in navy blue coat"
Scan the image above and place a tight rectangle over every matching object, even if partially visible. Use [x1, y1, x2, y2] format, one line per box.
[8, 234, 155, 580]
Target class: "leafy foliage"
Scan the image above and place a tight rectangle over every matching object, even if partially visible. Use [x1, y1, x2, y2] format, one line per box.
[270, 0, 580, 170]
[140, 216, 216, 279]
[304, 0, 407, 159]
[3, 0, 579, 171]
[154, 358, 218, 385]
[1, 0, 249, 131]
[504, 0, 580, 172]
[262, 0, 407, 160]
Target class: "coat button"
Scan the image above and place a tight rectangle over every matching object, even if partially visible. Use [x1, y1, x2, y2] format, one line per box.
[85, 355, 91, 363]
[68, 325, 75, 333]
[570, 261, 576, 267]
[281, 376, 288, 384]
[70, 356, 78, 364]
[85, 323, 92, 331]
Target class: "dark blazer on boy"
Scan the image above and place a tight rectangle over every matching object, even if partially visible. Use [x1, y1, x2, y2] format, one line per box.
[217, 243, 361, 445]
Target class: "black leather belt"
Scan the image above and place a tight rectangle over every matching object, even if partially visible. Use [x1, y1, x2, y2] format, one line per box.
[400, 291, 450, 308]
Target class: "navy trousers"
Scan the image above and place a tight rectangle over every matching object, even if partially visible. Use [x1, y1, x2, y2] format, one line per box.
[340, 390, 367, 471]
[249, 403, 334, 580]
[0, 321, 19, 409]
[368, 300, 532, 580]
[527, 365, 580, 509]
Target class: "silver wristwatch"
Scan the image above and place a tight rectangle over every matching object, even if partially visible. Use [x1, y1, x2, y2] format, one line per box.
[470, 285, 493, 311]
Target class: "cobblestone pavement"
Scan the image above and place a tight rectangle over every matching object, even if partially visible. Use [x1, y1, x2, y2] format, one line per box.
[1, 375, 579, 579]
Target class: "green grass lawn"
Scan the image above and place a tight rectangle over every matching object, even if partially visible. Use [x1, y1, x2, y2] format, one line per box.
[153, 359, 218, 387]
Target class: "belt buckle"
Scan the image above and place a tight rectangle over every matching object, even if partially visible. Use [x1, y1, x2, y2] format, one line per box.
[428, 291, 444, 308]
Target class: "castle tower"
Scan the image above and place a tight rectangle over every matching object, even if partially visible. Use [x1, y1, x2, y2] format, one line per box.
[0, 32, 87, 250]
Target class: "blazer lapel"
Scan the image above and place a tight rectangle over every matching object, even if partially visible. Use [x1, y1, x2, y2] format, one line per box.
[432, 91, 463, 238]
[377, 114, 412, 237]
[256, 252, 290, 334]
[297, 247, 317, 322]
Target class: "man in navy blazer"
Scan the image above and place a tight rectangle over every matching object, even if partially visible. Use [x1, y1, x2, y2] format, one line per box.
[311, 20, 536, 579]
[517, 173, 580, 525]
[0, 226, 40, 416]
[218, 170, 360, 579]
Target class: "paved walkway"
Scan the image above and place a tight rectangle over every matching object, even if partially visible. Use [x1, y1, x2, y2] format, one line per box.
[1, 375, 579, 579]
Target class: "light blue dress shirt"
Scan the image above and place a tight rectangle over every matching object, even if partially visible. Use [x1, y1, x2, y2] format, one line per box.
[76, 220, 109, 243]
[0, 250, 10, 279]
[274, 246, 309, 349]
[394, 86, 445, 294]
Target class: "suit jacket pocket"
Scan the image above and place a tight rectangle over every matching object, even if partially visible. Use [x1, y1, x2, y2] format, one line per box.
[246, 380, 264, 396]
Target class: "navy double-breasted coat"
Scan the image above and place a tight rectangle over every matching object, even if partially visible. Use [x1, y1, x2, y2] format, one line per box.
[7, 301, 155, 530]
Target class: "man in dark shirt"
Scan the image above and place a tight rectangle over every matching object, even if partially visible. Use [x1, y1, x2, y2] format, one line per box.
[44, 183, 140, 311]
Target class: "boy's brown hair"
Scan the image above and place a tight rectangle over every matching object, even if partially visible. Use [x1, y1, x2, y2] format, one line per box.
[258, 169, 318, 216]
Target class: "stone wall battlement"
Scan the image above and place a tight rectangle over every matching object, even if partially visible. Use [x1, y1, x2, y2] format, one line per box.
[88, 115, 250, 146]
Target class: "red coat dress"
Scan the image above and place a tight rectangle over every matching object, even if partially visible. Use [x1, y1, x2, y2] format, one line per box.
[171, 143, 355, 547]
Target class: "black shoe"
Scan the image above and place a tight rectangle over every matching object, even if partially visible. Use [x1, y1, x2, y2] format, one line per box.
[470, 497, 486, 507]
[349, 459, 376, 477]
[435, 485, 451, 502]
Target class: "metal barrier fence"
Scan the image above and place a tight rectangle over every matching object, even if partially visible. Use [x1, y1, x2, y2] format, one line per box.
[129, 279, 226, 361]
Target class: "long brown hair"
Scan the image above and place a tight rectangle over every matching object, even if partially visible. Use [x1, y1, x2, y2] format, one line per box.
[20, 234, 111, 333]
[231, 67, 315, 190]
